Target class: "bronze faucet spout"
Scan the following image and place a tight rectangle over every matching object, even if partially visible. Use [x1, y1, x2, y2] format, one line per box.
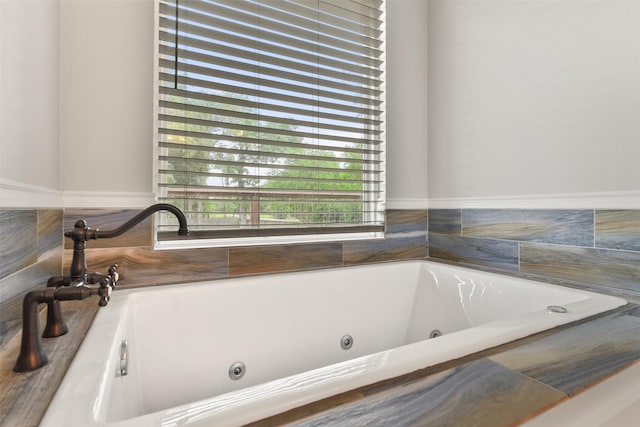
[95, 203, 189, 239]
[13, 286, 99, 372]
[14, 290, 50, 372]
[43, 276, 72, 338]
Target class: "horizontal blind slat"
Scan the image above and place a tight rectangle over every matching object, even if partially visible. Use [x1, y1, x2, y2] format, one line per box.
[159, 159, 381, 177]
[159, 171, 383, 186]
[159, 87, 382, 126]
[157, 49, 382, 97]
[158, 75, 383, 116]
[158, 125, 382, 148]
[160, 0, 383, 44]
[160, 109, 383, 139]
[158, 141, 383, 159]
[157, 13, 383, 67]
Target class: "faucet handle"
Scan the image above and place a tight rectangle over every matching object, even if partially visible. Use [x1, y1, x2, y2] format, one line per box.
[98, 277, 112, 307]
[108, 264, 119, 288]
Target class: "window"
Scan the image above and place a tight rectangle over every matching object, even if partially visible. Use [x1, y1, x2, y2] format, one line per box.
[155, 0, 385, 246]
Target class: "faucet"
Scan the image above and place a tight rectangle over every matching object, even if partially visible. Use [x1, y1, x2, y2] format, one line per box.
[13, 203, 188, 372]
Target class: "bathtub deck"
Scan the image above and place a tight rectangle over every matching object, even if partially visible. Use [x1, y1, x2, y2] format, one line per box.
[0, 300, 99, 427]
[248, 304, 640, 427]
[2, 302, 640, 426]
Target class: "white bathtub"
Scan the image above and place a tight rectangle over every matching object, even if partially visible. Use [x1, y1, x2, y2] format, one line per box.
[41, 260, 626, 427]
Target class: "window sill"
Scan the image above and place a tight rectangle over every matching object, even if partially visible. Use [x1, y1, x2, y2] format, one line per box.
[155, 231, 385, 250]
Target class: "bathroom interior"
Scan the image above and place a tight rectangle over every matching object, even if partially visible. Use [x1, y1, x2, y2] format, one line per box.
[1, 0, 639, 426]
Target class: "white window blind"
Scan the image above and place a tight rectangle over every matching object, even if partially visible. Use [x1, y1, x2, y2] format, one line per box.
[156, 0, 385, 242]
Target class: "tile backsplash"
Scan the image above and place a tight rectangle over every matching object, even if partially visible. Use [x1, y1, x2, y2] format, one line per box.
[429, 209, 640, 295]
[62, 208, 428, 286]
[2, 206, 638, 348]
[0, 209, 63, 346]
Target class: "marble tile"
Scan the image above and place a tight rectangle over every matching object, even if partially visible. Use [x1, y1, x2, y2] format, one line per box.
[0, 250, 61, 346]
[63, 208, 152, 249]
[520, 243, 640, 292]
[596, 210, 640, 251]
[0, 210, 38, 279]
[343, 236, 426, 265]
[229, 243, 342, 276]
[283, 359, 566, 427]
[0, 300, 98, 427]
[428, 233, 519, 271]
[38, 209, 63, 257]
[428, 209, 461, 235]
[462, 209, 593, 246]
[386, 210, 428, 236]
[490, 313, 640, 395]
[69, 246, 228, 287]
[626, 305, 640, 318]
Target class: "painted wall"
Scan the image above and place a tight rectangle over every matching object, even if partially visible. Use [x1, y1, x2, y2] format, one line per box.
[428, 0, 640, 202]
[59, 0, 154, 194]
[3, 0, 640, 207]
[0, 0, 60, 193]
[386, 0, 429, 206]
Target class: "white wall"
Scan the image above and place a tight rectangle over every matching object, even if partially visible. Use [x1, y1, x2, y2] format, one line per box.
[59, 0, 154, 194]
[0, 0, 60, 193]
[428, 0, 640, 203]
[385, 0, 429, 207]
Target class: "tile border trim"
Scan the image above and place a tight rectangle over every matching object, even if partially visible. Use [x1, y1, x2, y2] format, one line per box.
[429, 191, 640, 209]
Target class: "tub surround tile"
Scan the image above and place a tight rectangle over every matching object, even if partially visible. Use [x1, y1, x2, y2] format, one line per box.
[520, 243, 640, 292]
[72, 246, 228, 288]
[63, 208, 152, 249]
[57, 208, 430, 286]
[0, 210, 38, 279]
[53, 207, 640, 299]
[385, 209, 428, 235]
[37, 210, 63, 257]
[343, 236, 427, 265]
[0, 250, 62, 346]
[429, 209, 640, 296]
[229, 243, 342, 276]
[341, 209, 429, 263]
[0, 300, 98, 427]
[0, 209, 63, 345]
[428, 233, 519, 271]
[428, 209, 461, 235]
[282, 359, 566, 427]
[626, 305, 640, 318]
[596, 210, 640, 251]
[462, 209, 593, 246]
[490, 311, 640, 395]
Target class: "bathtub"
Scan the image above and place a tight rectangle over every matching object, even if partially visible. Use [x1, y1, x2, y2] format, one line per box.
[41, 260, 626, 427]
